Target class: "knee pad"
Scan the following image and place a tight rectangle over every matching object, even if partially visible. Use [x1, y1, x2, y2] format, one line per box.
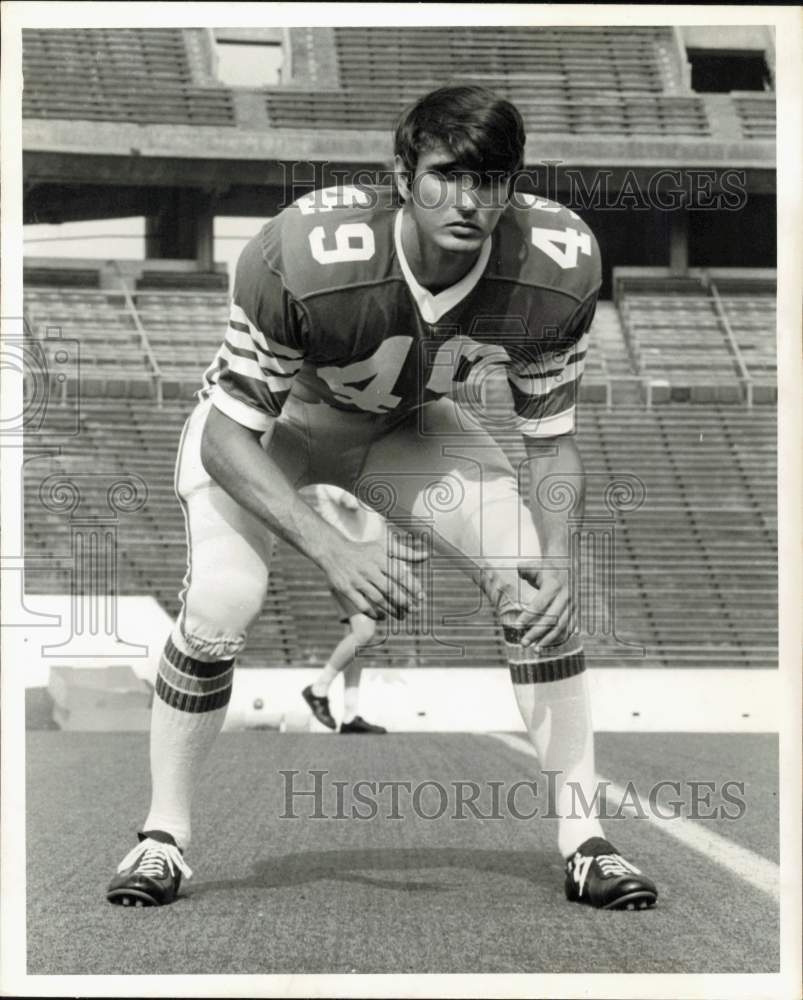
[174, 618, 247, 662]
[178, 572, 266, 661]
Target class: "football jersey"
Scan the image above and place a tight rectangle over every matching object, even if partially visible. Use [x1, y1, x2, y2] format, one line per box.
[200, 185, 601, 439]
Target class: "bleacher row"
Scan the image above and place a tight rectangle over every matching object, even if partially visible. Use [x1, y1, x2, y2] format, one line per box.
[334, 26, 668, 92]
[21, 27, 774, 141]
[21, 267, 778, 672]
[266, 25, 711, 139]
[262, 89, 712, 138]
[22, 28, 235, 126]
[615, 273, 777, 405]
[22, 269, 778, 409]
[23, 282, 229, 402]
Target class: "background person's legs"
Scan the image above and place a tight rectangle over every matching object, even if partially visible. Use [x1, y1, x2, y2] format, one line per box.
[341, 613, 379, 724]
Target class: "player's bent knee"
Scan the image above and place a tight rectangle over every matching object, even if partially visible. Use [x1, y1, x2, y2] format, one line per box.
[180, 573, 268, 659]
[350, 615, 377, 645]
[176, 619, 246, 661]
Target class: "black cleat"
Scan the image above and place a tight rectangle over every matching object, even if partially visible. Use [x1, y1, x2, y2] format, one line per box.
[565, 837, 658, 910]
[340, 715, 387, 734]
[302, 684, 337, 730]
[106, 830, 192, 907]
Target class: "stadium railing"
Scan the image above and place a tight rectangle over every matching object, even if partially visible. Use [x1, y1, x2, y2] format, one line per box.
[613, 267, 776, 407]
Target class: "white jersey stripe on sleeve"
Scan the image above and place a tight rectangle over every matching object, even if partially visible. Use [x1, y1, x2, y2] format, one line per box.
[218, 343, 295, 393]
[263, 332, 303, 362]
[225, 325, 303, 376]
[229, 303, 304, 362]
[210, 384, 276, 432]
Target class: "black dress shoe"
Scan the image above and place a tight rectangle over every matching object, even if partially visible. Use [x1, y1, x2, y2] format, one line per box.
[302, 685, 337, 730]
[340, 715, 387, 734]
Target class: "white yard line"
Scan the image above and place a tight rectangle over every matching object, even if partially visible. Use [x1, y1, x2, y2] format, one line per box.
[489, 731, 780, 902]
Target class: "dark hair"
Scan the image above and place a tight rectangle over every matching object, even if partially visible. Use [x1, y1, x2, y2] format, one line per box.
[394, 85, 525, 179]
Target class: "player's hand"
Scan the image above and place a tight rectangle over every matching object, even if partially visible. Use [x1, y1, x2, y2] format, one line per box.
[514, 565, 571, 648]
[322, 531, 428, 620]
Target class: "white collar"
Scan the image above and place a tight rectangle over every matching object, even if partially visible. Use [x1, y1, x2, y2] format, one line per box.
[394, 208, 492, 324]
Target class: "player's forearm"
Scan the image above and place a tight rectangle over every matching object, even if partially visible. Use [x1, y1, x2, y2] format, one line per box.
[200, 405, 341, 570]
[523, 434, 585, 557]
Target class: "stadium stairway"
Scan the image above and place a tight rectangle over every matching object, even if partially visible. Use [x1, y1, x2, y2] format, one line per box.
[133, 287, 230, 398]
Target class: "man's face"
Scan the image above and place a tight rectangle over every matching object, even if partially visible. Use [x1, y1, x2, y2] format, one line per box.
[397, 144, 509, 255]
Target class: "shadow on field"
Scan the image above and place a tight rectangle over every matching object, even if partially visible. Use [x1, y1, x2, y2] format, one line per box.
[191, 847, 554, 897]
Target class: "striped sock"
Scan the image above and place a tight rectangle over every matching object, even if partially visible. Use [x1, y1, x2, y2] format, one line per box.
[505, 630, 605, 858]
[142, 633, 234, 850]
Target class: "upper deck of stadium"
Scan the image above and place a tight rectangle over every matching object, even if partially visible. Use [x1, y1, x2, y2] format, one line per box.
[22, 25, 775, 212]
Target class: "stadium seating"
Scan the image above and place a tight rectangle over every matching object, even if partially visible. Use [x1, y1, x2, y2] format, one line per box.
[133, 289, 230, 396]
[24, 397, 777, 672]
[264, 89, 709, 138]
[21, 26, 776, 145]
[711, 285, 777, 383]
[24, 26, 776, 142]
[262, 26, 710, 137]
[489, 401, 777, 669]
[23, 279, 235, 403]
[615, 272, 777, 404]
[24, 285, 156, 398]
[621, 288, 742, 400]
[732, 94, 776, 140]
[22, 29, 235, 126]
[334, 26, 668, 92]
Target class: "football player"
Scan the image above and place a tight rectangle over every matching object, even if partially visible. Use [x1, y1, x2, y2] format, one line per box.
[300, 484, 387, 734]
[107, 85, 658, 911]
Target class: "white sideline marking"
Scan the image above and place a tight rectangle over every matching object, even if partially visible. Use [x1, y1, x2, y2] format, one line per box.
[489, 731, 780, 902]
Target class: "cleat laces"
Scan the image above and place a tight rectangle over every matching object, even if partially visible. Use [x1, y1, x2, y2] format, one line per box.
[572, 851, 641, 896]
[117, 839, 193, 881]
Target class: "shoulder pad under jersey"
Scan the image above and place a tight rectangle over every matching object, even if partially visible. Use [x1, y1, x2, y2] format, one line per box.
[259, 185, 397, 300]
[494, 193, 601, 301]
